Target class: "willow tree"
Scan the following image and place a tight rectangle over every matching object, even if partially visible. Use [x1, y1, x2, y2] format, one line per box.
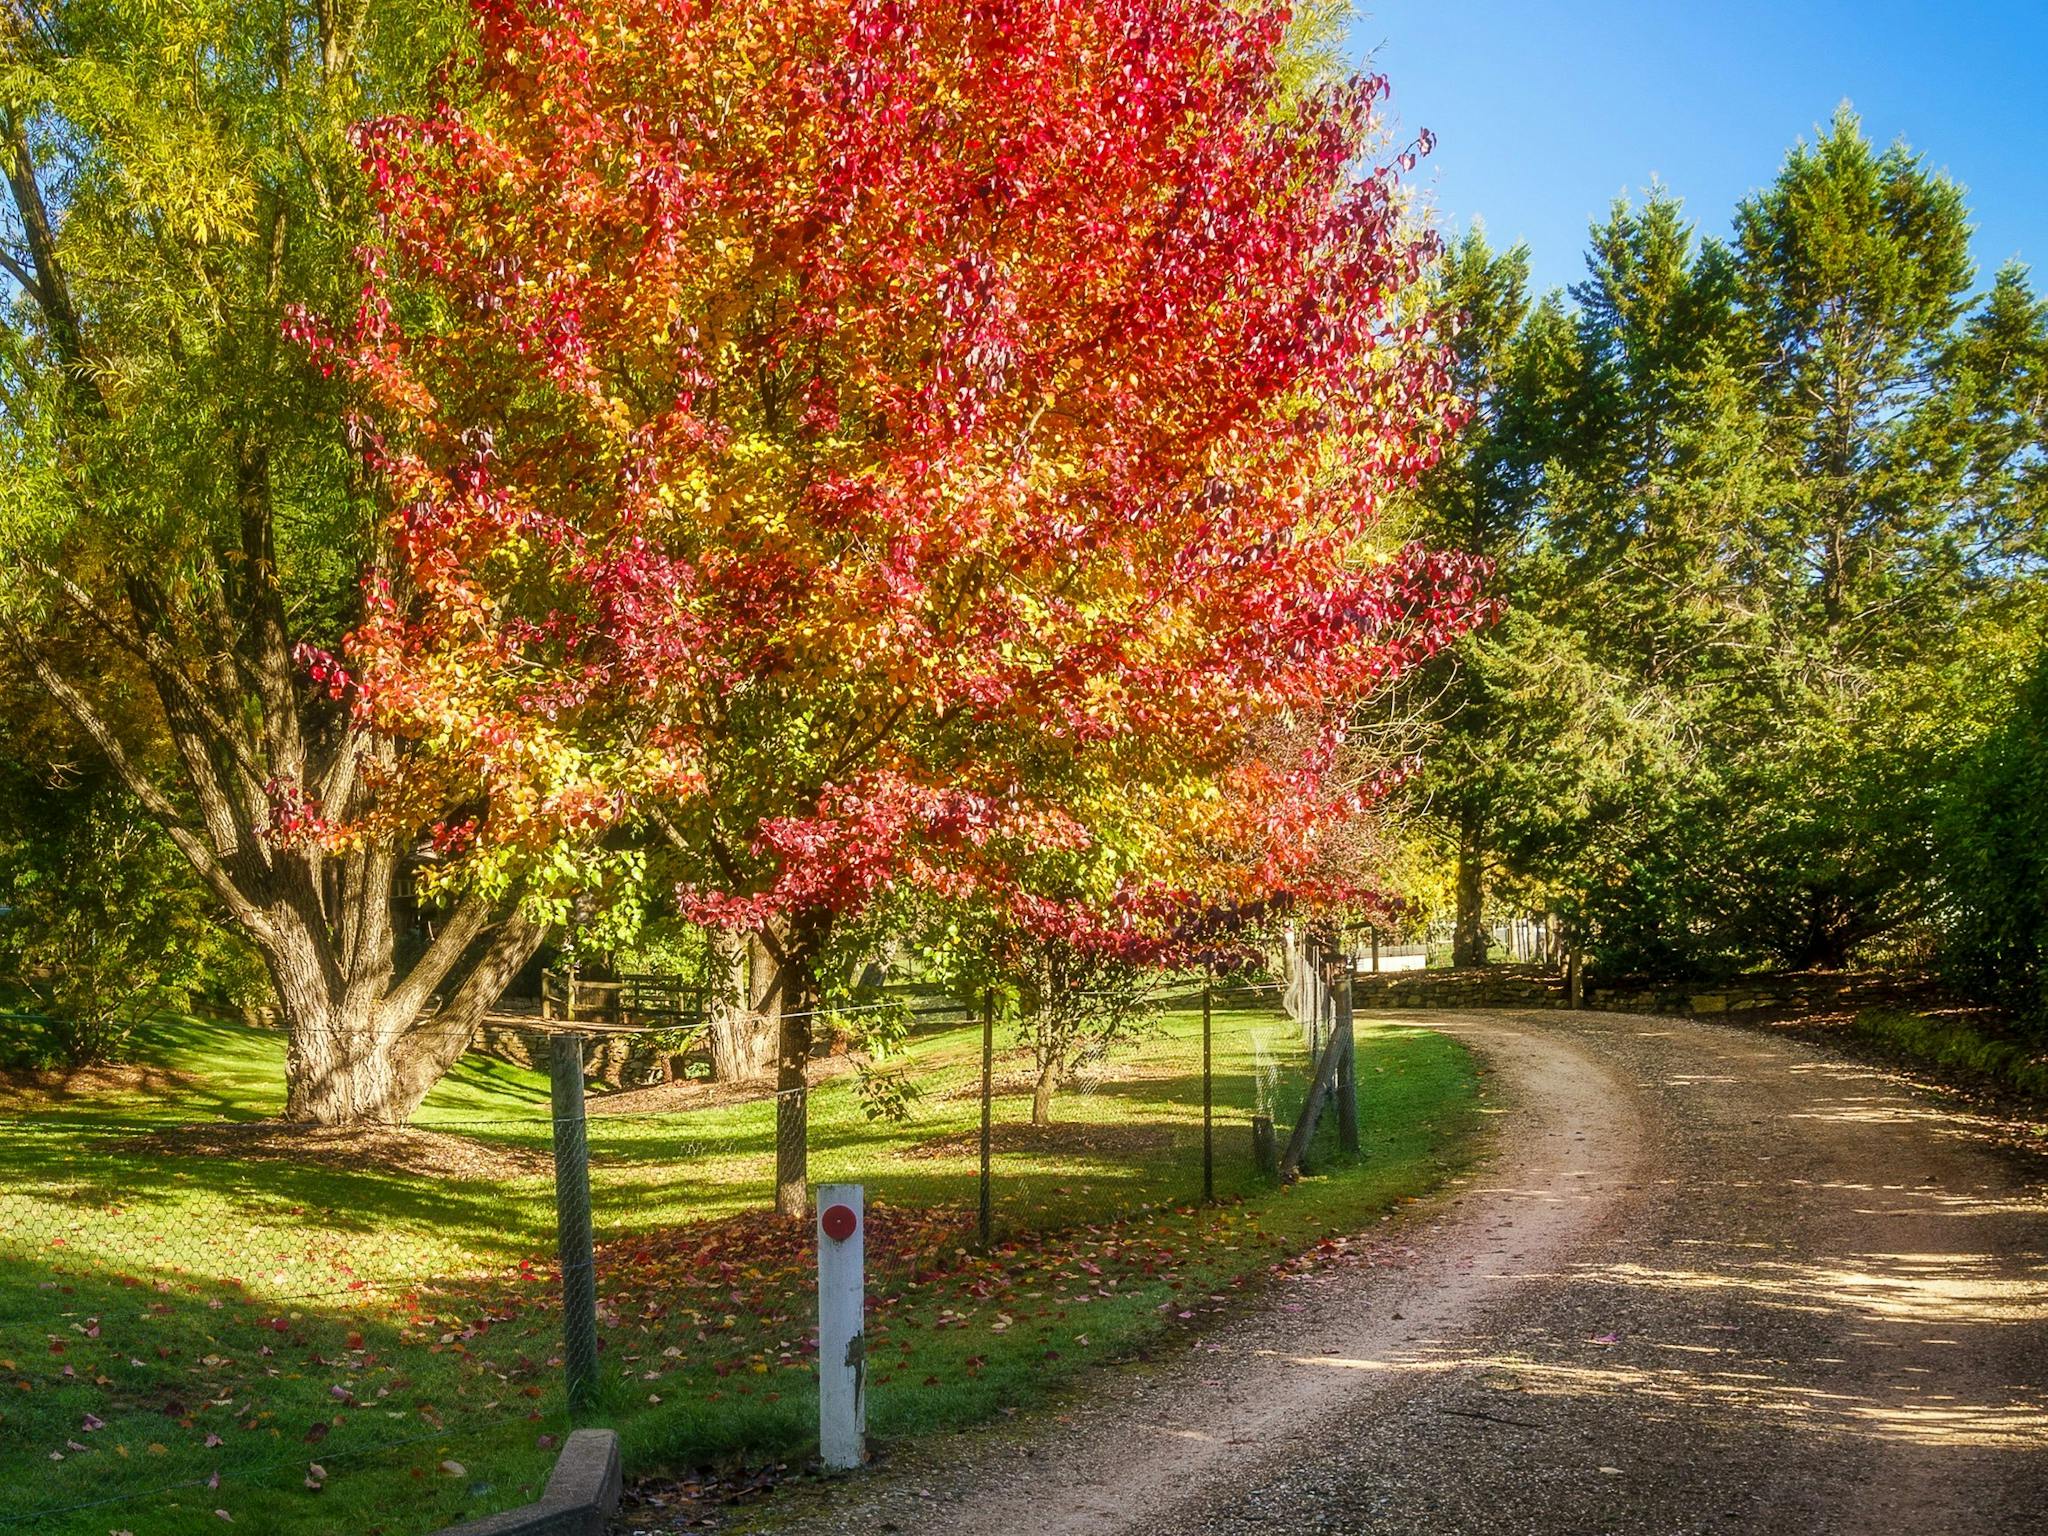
[0, 1, 549, 1123]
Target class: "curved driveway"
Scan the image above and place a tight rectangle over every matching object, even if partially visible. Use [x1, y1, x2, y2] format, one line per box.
[756, 1010, 2048, 1535]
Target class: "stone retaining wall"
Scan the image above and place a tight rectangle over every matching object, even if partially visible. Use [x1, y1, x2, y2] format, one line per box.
[1350, 964, 1935, 1019]
[1350, 965, 1565, 1010]
[472, 1017, 695, 1092]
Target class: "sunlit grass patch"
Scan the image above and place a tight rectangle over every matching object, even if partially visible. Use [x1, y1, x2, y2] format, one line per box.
[0, 1008, 1479, 1534]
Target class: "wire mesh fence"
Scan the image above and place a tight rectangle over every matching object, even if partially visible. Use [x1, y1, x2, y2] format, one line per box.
[0, 960, 1366, 1534]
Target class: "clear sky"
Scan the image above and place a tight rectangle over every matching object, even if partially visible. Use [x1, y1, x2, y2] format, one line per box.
[1353, 1, 2048, 298]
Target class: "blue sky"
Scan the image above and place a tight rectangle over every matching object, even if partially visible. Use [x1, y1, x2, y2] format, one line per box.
[1353, 1, 2048, 297]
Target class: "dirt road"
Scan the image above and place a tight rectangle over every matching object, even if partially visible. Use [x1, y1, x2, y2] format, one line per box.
[758, 1009, 2048, 1535]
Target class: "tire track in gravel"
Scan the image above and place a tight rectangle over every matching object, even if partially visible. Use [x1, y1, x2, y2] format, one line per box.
[742, 1015, 1644, 1535]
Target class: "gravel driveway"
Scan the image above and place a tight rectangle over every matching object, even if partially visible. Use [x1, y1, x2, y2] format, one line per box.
[738, 1009, 2048, 1536]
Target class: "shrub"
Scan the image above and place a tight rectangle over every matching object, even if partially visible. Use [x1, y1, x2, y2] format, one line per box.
[0, 770, 267, 1066]
[1934, 648, 2048, 1033]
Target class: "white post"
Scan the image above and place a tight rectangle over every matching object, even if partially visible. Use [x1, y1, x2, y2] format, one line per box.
[816, 1183, 866, 1470]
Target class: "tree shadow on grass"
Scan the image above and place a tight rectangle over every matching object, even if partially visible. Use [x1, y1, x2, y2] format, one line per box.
[1, 1117, 562, 1266]
[0, 1256, 569, 1536]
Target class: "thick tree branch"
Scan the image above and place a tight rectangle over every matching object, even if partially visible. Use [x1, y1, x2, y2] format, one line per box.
[384, 909, 548, 1119]
[0, 242, 43, 305]
[376, 896, 489, 1030]
[2, 617, 274, 942]
[32, 559, 275, 793]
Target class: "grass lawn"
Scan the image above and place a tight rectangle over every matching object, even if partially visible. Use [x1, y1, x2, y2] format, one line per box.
[0, 1000, 1482, 1535]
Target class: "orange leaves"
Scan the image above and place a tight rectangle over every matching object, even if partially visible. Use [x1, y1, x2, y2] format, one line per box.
[292, 0, 1491, 934]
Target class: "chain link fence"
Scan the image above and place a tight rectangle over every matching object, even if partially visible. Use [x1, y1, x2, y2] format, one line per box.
[0, 958, 1366, 1533]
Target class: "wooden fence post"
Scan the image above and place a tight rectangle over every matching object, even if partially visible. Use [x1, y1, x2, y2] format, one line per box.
[550, 1033, 600, 1413]
[1278, 1018, 1347, 1183]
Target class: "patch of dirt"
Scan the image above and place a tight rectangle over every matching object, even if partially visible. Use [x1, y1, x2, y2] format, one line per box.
[616, 1462, 791, 1533]
[588, 1051, 861, 1115]
[0, 1061, 206, 1104]
[902, 1118, 1184, 1161]
[123, 1120, 553, 1181]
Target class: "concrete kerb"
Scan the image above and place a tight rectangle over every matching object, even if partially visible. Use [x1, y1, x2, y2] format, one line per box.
[429, 1428, 622, 1536]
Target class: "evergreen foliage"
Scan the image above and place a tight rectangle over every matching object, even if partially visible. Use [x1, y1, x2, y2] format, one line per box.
[1406, 110, 2048, 982]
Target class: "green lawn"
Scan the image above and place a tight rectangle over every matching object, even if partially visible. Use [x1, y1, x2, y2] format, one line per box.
[0, 1001, 1481, 1535]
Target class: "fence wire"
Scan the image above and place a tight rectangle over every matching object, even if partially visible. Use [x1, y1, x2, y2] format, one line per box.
[0, 979, 1336, 1535]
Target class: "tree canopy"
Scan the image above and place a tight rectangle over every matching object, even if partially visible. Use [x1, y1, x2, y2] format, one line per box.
[1402, 109, 2048, 985]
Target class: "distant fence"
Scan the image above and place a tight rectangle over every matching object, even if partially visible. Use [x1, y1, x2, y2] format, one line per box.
[539, 969, 707, 1027]
[1354, 937, 1428, 973]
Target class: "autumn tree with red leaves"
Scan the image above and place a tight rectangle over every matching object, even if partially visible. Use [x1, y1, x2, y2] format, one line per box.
[302, 0, 1489, 1208]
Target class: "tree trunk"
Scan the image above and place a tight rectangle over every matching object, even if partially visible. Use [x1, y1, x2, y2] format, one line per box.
[1452, 802, 1488, 968]
[770, 920, 828, 1220]
[706, 930, 776, 1081]
[1031, 1054, 1058, 1126]
[283, 1000, 400, 1123]
[274, 907, 548, 1125]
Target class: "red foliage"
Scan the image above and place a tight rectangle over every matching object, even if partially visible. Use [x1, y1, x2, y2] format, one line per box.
[297, 0, 1491, 932]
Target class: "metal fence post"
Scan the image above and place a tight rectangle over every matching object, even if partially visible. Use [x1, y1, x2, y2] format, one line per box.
[978, 990, 994, 1247]
[1307, 939, 1323, 1058]
[550, 1032, 600, 1413]
[1201, 977, 1215, 1203]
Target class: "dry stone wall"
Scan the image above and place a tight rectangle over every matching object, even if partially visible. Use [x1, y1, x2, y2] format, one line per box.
[1350, 965, 1936, 1019]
